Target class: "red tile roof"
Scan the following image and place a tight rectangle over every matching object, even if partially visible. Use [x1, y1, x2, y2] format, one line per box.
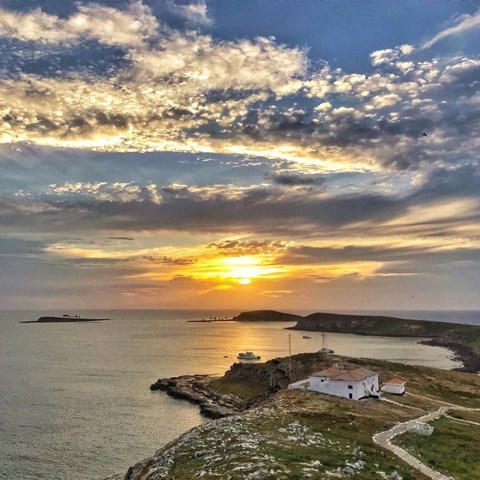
[385, 378, 406, 385]
[311, 367, 377, 382]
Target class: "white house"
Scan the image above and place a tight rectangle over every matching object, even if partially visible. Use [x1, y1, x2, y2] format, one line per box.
[289, 366, 379, 400]
[381, 378, 406, 395]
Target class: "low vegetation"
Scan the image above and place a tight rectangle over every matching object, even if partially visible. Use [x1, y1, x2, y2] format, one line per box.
[208, 378, 268, 400]
[125, 357, 480, 480]
[395, 417, 480, 480]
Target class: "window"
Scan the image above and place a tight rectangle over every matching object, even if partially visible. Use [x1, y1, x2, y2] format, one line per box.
[348, 385, 353, 389]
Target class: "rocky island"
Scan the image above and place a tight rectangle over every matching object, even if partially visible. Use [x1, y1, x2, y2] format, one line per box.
[22, 315, 109, 323]
[116, 351, 480, 480]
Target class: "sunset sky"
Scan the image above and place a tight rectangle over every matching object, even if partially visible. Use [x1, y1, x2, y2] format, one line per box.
[1, 0, 479, 310]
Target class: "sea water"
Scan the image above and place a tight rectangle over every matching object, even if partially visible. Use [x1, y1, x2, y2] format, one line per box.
[0, 309, 477, 480]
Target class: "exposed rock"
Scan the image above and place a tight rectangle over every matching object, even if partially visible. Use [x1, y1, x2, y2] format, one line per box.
[150, 375, 245, 418]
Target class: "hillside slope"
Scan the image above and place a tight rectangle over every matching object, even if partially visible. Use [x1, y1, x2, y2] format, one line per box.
[291, 311, 480, 338]
[124, 355, 480, 480]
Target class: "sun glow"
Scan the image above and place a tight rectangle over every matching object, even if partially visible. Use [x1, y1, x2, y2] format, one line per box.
[194, 255, 285, 285]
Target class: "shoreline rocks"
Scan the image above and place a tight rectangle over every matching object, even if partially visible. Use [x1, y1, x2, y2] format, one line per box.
[419, 338, 480, 373]
[150, 374, 246, 418]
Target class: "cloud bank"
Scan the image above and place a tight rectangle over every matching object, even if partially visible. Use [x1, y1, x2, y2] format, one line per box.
[0, 2, 479, 174]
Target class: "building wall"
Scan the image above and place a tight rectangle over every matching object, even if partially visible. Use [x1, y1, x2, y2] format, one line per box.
[381, 383, 405, 395]
[308, 375, 378, 400]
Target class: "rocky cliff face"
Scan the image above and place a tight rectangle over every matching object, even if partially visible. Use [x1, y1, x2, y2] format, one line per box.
[223, 352, 330, 388]
[150, 375, 246, 418]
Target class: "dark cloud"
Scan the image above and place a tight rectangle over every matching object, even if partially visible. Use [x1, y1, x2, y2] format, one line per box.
[0, 186, 403, 235]
[1, 165, 478, 236]
[141, 255, 196, 265]
[208, 239, 287, 254]
[278, 244, 480, 268]
[107, 236, 135, 241]
[269, 173, 325, 187]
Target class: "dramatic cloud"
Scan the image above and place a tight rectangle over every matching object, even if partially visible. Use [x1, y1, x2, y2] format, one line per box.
[2, 166, 479, 238]
[0, 2, 478, 174]
[1, 2, 479, 309]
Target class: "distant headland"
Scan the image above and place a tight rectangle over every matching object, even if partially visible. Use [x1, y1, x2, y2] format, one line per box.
[234, 310, 480, 372]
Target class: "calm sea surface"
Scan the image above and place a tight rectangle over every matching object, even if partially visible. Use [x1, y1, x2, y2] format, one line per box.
[1, 309, 478, 480]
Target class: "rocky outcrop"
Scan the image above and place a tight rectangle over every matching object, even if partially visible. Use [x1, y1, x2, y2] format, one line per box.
[150, 352, 336, 421]
[223, 352, 328, 388]
[150, 375, 246, 418]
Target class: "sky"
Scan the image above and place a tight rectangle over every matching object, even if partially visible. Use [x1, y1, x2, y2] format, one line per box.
[0, 0, 479, 311]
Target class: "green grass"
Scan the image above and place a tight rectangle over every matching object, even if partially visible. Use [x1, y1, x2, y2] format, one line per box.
[164, 394, 424, 480]
[396, 417, 480, 480]
[208, 377, 268, 399]
[130, 357, 480, 480]
[448, 410, 480, 423]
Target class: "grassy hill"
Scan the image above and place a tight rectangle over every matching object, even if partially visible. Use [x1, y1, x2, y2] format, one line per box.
[124, 354, 480, 480]
[291, 311, 480, 338]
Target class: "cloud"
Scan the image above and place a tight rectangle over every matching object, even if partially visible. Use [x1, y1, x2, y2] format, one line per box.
[268, 173, 326, 187]
[0, 2, 480, 176]
[141, 255, 196, 265]
[208, 239, 288, 255]
[165, 0, 212, 26]
[2, 165, 478, 239]
[423, 9, 480, 49]
[369, 44, 414, 66]
[107, 236, 135, 241]
[0, 1, 159, 47]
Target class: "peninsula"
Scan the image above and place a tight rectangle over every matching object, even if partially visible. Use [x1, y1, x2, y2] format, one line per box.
[235, 310, 480, 372]
[120, 352, 480, 480]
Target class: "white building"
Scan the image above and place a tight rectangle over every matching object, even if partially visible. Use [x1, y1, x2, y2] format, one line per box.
[381, 378, 406, 395]
[289, 366, 379, 400]
[408, 421, 434, 436]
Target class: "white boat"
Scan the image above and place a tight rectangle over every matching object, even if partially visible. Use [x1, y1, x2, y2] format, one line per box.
[237, 351, 261, 360]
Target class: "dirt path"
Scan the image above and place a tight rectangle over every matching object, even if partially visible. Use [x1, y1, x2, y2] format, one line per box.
[373, 400, 480, 480]
[444, 414, 480, 427]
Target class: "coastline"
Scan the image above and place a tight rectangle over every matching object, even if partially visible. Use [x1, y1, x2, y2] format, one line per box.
[419, 338, 480, 373]
[149, 374, 247, 418]
[118, 352, 480, 480]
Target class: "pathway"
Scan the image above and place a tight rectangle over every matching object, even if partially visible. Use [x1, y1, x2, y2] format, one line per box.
[444, 413, 480, 427]
[373, 399, 480, 480]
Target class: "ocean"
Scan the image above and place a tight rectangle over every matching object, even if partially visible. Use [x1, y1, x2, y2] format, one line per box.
[1, 309, 478, 480]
